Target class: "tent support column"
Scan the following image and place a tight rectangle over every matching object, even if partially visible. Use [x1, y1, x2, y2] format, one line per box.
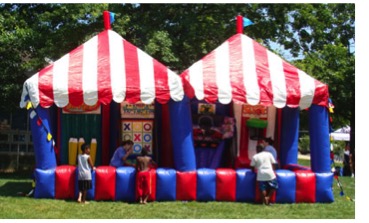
[30, 106, 57, 169]
[168, 96, 196, 171]
[280, 107, 300, 167]
[309, 105, 330, 172]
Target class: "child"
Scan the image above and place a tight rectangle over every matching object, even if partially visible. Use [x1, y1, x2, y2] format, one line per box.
[261, 137, 278, 161]
[77, 143, 95, 204]
[250, 145, 278, 205]
[136, 148, 156, 204]
[109, 140, 134, 167]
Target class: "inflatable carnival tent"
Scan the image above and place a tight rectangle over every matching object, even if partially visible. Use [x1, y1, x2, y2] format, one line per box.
[19, 13, 334, 203]
[178, 16, 334, 203]
[19, 11, 185, 201]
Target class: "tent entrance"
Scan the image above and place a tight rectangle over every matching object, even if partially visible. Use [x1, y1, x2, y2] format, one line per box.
[60, 107, 102, 166]
[190, 100, 235, 168]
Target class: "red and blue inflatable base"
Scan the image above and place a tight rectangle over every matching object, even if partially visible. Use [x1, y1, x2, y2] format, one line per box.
[34, 166, 334, 203]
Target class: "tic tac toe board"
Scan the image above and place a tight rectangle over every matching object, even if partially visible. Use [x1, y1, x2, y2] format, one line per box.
[122, 120, 154, 155]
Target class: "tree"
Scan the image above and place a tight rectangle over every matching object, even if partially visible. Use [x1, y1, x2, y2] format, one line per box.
[286, 4, 355, 170]
[111, 3, 298, 71]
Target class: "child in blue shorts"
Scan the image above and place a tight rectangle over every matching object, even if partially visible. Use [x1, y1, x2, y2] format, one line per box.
[251, 145, 278, 205]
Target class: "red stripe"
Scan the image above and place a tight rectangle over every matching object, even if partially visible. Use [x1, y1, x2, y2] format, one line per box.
[38, 65, 54, 107]
[239, 116, 249, 158]
[202, 52, 218, 103]
[181, 70, 195, 99]
[282, 61, 301, 107]
[123, 40, 141, 104]
[312, 80, 329, 107]
[97, 31, 112, 105]
[228, 35, 247, 104]
[253, 41, 273, 106]
[153, 60, 170, 104]
[68, 46, 84, 106]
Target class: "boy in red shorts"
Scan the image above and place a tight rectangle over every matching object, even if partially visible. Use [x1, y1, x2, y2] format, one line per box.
[136, 148, 156, 204]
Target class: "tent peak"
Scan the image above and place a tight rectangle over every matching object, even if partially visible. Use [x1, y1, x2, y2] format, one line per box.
[103, 10, 114, 30]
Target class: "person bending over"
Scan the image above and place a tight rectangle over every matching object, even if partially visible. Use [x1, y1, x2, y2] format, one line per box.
[251, 145, 278, 205]
[136, 148, 156, 204]
[110, 140, 134, 167]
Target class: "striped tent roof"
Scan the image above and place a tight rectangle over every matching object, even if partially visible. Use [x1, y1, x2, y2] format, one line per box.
[20, 29, 184, 108]
[180, 33, 328, 109]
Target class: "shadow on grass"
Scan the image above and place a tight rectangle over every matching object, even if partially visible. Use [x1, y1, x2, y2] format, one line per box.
[0, 181, 32, 197]
[0, 171, 32, 179]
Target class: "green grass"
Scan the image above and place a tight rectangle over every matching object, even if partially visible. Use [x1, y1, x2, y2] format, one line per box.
[298, 159, 311, 167]
[0, 164, 355, 219]
[298, 158, 344, 169]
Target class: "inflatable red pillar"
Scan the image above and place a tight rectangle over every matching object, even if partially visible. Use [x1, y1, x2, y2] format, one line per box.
[103, 11, 111, 30]
[236, 15, 243, 34]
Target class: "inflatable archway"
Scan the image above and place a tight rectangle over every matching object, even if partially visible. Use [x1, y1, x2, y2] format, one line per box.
[19, 13, 333, 203]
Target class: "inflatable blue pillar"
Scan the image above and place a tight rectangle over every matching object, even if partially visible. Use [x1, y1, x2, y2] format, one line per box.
[309, 105, 330, 172]
[168, 96, 196, 171]
[30, 106, 57, 170]
[280, 107, 300, 167]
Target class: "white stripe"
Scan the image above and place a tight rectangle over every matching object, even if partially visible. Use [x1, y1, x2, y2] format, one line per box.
[82, 35, 98, 106]
[52, 54, 70, 107]
[298, 69, 315, 109]
[267, 50, 287, 108]
[248, 139, 258, 160]
[109, 30, 126, 103]
[20, 73, 39, 108]
[266, 106, 276, 139]
[241, 35, 260, 105]
[168, 69, 184, 102]
[215, 41, 232, 104]
[138, 49, 155, 104]
[189, 60, 204, 100]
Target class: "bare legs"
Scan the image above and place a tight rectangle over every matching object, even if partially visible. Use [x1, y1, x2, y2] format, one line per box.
[77, 191, 88, 204]
[139, 195, 149, 204]
[266, 188, 275, 205]
[261, 189, 275, 205]
[81, 190, 88, 203]
[143, 195, 149, 204]
[261, 190, 268, 205]
[77, 192, 82, 203]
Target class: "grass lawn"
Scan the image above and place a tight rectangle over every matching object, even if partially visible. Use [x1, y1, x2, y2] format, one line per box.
[0, 161, 355, 219]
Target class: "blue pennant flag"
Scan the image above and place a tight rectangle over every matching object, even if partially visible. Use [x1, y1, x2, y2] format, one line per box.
[243, 17, 254, 27]
[109, 12, 115, 24]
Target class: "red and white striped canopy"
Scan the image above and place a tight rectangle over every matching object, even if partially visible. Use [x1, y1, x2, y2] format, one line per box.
[180, 33, 328, 109]
[20, 29, 184, 108]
